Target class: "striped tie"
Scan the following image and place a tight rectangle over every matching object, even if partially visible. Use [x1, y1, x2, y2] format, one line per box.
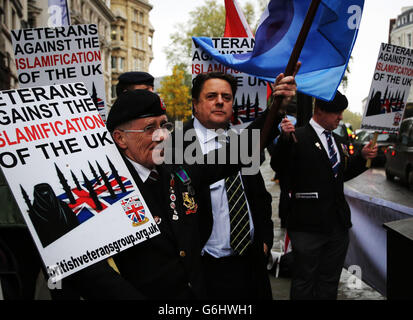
[225, 173, 251, 255]
[324, 130, 339, 178]
[148, 170, 159, 182]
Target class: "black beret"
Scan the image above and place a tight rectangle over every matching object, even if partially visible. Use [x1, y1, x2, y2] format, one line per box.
[106, 90, 166, 132]
[316, 91, 348, 113]
[118, 72, 154, 86]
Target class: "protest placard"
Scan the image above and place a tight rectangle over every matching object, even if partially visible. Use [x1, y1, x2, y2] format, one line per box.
[361, 43, 413, 132]
[192, 37, 268, 128]
[11, 24, 108, 121]
[0, 83, 160, 281]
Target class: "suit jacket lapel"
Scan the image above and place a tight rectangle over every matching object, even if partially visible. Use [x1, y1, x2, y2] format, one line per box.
[305, 124, 343, 179]
[123, 157, 176, 241]
[305, 124, 332, 168]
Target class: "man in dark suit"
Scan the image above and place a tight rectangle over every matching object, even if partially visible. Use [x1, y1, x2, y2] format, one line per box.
[183, 72, 276, 300]
[68, 90, 241, 299]
[65, 69, 297, 299]
[271, 91, 378, 300]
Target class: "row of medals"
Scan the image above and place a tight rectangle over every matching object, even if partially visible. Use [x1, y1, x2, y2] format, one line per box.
[170, 174, 178, 220]
[169, 173, 196, 221]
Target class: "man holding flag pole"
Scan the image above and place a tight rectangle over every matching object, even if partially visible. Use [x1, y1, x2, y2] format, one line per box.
[193, 0, 379, 300]
[188, 0, 276, 300]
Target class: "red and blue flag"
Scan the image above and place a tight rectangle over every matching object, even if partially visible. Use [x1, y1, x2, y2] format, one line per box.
[194, 0, 364, 101]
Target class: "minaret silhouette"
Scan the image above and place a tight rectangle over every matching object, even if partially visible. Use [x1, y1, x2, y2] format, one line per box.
[106, 156, 126, 193]
[383, 86, 388, 102]
[81, 170, 102, 211]
[20, 184, 32, 213]
[91, 82, 99, 109]
[246, 95, 251, 120]
[254, 93, 259, 119]
[55, 163, 76, 204]
[88, 161, 100, 185]
[71, 170, 82, 190]
[96, 161, 116, 199]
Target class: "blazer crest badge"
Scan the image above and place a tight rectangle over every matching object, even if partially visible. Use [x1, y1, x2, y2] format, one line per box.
[121, 196, 149, 227]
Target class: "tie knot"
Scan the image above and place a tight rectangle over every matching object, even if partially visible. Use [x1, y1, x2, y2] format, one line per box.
[148, 170, 159, 182]
[324, 130, 332, 137]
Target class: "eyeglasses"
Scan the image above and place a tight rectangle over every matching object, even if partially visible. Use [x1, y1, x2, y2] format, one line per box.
[118, 122, 174, 135]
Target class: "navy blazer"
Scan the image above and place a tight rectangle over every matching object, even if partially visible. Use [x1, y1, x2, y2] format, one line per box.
[271, 123, 367, 233]
[182, 119, 274, 249]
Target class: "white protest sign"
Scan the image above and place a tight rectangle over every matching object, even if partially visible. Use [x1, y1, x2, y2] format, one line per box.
[192, 37, 268, 128]
[11, 24, 108, 121]
[361, 43, 413, 132]
[0, 83, 160, 281]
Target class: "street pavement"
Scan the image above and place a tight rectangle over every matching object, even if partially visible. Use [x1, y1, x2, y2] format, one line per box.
[260, 151, 386, 300]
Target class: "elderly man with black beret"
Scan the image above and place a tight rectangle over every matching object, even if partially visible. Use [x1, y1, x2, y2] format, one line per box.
[105, 89, 230, 299]
[115, 71, 155, 96]
[271, 91, 378, 300]
[66, 68, 297, 299]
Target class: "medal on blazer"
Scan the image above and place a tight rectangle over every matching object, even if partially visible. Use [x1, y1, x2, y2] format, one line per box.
[340, 143, 350, 157]
[169, 174, 179, 221]
[182, 192, 198, 215]
[175, 167, 195, 196]
[174, 167, 198, 215]
[340, 143, 349, 170]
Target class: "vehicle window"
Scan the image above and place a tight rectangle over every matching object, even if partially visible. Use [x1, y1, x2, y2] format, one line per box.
[399, 120, 411, 145]
[377, 134, 395, 142]
[408, 122, 413, 146]
[355, 131, 370, 142]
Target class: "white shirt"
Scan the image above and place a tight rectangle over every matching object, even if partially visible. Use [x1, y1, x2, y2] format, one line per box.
[193, 118, 254, 258]
[125, 156, 152, 183]
[310, 118, 341, 163]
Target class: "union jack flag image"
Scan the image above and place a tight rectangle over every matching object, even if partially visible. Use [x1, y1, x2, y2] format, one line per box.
[96, 97, 106, 119]
[56, 159, 134, 224]
[120, 196, 149, 227]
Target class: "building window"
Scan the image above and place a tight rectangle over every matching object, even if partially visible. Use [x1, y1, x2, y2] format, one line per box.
[120, 26, 125, 41]
[408, 34, 412, 48]
[12, 8, 17, 29]
[119, 57, 124, 71]
[111, 85, 117, 99]
[2, 0, 8, 25]
[111, 29, 117, 41]
[134, 58, 143, 70]
[0, 0, 5, 25]
[111, 56, 117, 70]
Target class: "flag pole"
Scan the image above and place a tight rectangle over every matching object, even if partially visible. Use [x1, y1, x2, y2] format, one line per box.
[260, 0, 322, 150]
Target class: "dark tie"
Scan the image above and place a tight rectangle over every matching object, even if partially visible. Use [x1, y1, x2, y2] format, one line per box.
[225, 173, 251, 255]
[324, 130, 339, 178]
[147, 170, 159, 182]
